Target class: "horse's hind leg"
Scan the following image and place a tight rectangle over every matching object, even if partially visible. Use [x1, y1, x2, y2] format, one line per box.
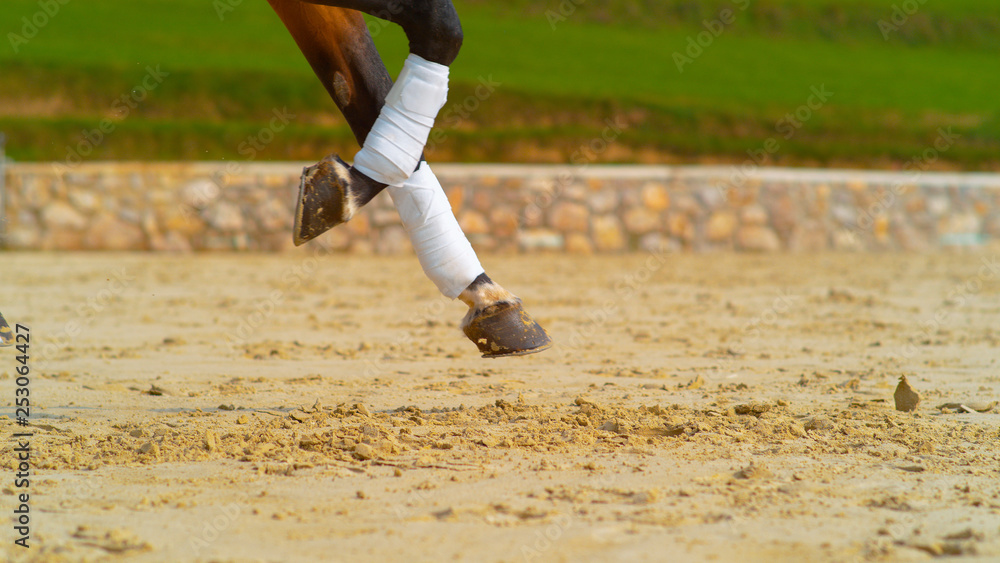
[271, 0, 552, 357]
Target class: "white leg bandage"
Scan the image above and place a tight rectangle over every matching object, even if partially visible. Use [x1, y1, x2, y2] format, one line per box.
[353, 54, 449, 186]
[388, 163, 484, 299]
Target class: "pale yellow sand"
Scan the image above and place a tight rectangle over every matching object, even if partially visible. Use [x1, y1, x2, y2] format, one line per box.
[1, 250, 999, 562]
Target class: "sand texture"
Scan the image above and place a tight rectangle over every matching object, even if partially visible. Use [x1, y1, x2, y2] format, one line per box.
[1, 251, 999, 562]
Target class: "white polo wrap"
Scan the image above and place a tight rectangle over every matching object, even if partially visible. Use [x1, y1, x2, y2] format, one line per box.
[353, 54, 449, 186]
[388, 163, 484, 298]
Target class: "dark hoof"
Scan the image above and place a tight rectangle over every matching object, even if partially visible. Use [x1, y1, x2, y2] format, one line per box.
[463, 301, 552, 358]
[0, 312, 12, 347]
[293, 154, 355, 246]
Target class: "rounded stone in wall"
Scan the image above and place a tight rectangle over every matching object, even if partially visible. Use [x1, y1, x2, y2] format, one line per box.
[255, 198, 292, 233]
[736, 226, 781, 252]
[927, 196, 950, 217]
[565, 232, 594, 254]
[68, 189, 100, 214]
[592, 215, 625, 251]
[588, 190, 619, 214]
[153, 231, 193, 252]
[3, 228, 40, 249]
[985, 213, 1000, 237]
[458, 210, 489, 235]
[204, 233, 249, 251]
[181, 180, 220, 209]
[697, 186, 727, 210]
[521, 204, 545, 228]
[769, 194, 798, 236]
[789, 220, 829, 252]
[549, 202, 590, 233]
[162, 231, 192, 252]
[671, 194, 701, 217]
[892, 222, 930, 252]
[639, 233, 678, 254]
[641, 182, 670, 211]
[705, 211, 737, 242]
[489, 206, 520, 238]
[161, 206, 205, 237]
[20, 176, 51, 209]
[873, 216, 891, 243]
[141, 211, 159, 238]
[623, 207, 661, 234]
[84, 214, 147, 250]
[667, 212, 695, 242]
[563, 182, 587, 202]
[831, 205, 857, 227]
[467, 233, 498, 252]
[204, 202, 244, 232]
[833, 229, 863, 250]
[941, 212, 981, 236]
[740, 204, 769, 227]
[445, 186, 464, 216]
[472, 190, 493, 213]
[42, 201, 87, 230]
[518, 229, 564, 252]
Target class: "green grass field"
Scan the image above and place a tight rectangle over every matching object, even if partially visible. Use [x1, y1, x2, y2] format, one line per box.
[1, 0, 998, 168]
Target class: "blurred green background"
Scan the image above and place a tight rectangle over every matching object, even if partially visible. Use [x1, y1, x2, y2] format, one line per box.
[1, 0, 998, 169]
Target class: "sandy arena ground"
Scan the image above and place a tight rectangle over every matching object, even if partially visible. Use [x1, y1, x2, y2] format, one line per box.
[2, 249, 1000, 562]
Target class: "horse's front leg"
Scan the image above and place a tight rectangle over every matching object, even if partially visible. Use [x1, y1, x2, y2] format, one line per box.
[269, 0, 552, 357]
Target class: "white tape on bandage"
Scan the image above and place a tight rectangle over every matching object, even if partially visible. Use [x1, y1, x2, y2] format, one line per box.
[354, 54, 450, 186]
[388, 163, 484, 299]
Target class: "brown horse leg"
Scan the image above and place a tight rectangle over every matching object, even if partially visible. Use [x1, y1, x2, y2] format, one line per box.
[266, 0, 392, 244]
[270, 0, 552, 357]
[269, 0, 466, 246]
[297, 0, 465, 66]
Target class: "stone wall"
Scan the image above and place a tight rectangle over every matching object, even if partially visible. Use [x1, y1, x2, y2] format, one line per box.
[3, 162, 1000, 253]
